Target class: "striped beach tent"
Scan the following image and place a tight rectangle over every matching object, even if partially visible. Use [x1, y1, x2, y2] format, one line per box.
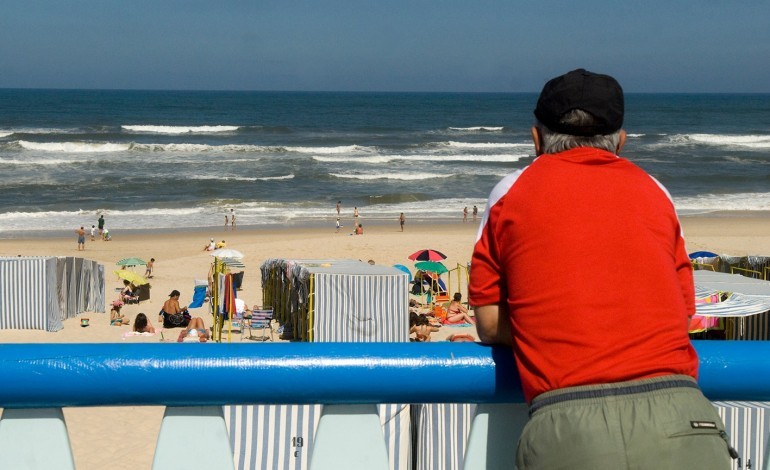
[226, 259, 411, 470]
[0, 256, 61, 331]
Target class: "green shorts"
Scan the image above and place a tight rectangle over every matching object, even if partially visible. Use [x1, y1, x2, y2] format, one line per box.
[517, 375, 735, 470]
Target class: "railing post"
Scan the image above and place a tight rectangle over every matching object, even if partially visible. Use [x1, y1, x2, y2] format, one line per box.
[309, 404, 389, 470]
[153, 406, 234, 470]
[0, 408, 75, 470]
[463, 403, 528, 469]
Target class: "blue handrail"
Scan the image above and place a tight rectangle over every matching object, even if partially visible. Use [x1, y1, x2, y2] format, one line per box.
[1, 341, 769, 408]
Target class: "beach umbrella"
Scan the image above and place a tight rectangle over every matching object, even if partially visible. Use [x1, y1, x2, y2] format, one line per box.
[408, 249, 447, 262]
[116, 257, 147, 267]
[210, 248, 244, 259]
[114, 270, 148, 286]
[392, 264, 413, 282]
[414, 261, 448, 275]
[220, 257, 246, 268]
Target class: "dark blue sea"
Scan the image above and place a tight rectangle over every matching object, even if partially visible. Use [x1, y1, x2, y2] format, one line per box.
[1, 90, 769, 237]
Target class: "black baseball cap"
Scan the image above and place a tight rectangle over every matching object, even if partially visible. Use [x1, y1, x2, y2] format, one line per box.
[534, 69, 624, 136]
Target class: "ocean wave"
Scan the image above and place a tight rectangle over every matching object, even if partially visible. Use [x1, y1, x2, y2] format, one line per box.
[285, 145, 376, 154]
[132, 143, 280, 153]
[17, 140, 130, 153]
[0, 157, 85, 166]
[313, 155, 394, 164]
[448, 126, 504, 132]
[258, 174, 295, 181]
[189, 174, 294, 182]
[627, 133, 646, 138]
[314, 153, 529, 164]
[433, 141, 531, 149]
[330, 172, 454, 181]
[675, 192, 770, 211]
[0, 131, 13, 138]
[121, 125, 240, 134]
[668, 134, 770, 148]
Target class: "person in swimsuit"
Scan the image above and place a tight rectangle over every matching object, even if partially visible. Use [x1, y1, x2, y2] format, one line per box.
[133, 313, 155, 333]
[76, 226, 86, 251]
[445, 292, 474, 324]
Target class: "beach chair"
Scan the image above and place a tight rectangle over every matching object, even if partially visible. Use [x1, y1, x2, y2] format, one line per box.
[243, 307, 274, 342]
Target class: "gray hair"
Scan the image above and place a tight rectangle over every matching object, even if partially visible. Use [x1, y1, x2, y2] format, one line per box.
[536, 109, 621, 154]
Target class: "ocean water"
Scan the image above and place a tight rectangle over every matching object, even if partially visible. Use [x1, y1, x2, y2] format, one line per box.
[1, 90, 769, 237]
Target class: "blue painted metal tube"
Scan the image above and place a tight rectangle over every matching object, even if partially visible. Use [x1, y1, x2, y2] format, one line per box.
[0, 342, 522, 408]
[695, 341, 770, 400]
[0, 341, 769, 409]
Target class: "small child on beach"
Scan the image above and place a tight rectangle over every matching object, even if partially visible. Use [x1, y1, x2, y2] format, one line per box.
[145, 258, 155, 278]
[110, 301, 129, 326]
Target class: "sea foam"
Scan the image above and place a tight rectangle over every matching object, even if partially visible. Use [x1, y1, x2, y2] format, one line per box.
[122, 125, 240, 134]
[330, 172, 453, 181]
[17, 141, 130, 153]
[670, 134, 770, 148]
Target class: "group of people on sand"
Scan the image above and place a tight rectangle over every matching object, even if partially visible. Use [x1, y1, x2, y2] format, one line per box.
[408, 292, 475, 342]
[75, 215, 112, 250]
[202, 238, 227, 251]
[109, 288, 210, 342]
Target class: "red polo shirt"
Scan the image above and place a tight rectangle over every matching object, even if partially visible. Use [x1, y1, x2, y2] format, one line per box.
[469, 147, 697, 403]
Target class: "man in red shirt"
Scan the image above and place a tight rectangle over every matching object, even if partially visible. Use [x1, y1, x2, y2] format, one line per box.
[469, 69, 734, 469]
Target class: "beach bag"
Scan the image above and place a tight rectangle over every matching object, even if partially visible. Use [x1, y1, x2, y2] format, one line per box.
[163, 311, 190, 328]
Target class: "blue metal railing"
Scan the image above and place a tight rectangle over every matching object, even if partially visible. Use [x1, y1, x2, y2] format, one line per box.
[1, 341, 770, 469]
[2, 341, 770, 408]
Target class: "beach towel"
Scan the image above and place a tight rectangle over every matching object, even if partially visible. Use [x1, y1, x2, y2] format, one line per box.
[189, 284, 207, 309]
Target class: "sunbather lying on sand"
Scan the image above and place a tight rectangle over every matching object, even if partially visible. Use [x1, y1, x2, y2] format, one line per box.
[133, 313, 155, 333]
[177, 317, 210, 342]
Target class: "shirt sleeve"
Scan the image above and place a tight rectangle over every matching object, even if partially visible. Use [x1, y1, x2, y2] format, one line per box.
[675, 225, 695, 317]
[469, 200, 504, 307]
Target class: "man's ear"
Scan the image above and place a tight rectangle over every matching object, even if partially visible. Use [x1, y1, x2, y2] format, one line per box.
[617, 129, 627, 154]
[531, 126, 542, 156]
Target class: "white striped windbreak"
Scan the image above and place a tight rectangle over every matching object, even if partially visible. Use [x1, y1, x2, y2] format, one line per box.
[226, 404, 411, 470]
[714, 401, 770, 470]
[313, 273, 409, 343]
[0, 257, 61, 331]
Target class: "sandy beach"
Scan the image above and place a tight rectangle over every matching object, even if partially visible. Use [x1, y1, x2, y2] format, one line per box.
[0, 215, 767, 469]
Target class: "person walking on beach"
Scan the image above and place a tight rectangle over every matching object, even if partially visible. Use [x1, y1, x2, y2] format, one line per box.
[336, 200, 341, 215]
[469, 69, 733, 469]
[230, 209, 236, 230]
[399, 212, 405, 232]
[462, 206, 468, 223]
[76, 226, 86, 251]
[90, 225, 96, 242]
[353, 206, 359, 222]
[97, 215, 105, 237]
[336, 217, 341, 233]
[472, 205, 478, 222]
[224, 212, 229, 231]
[145, 258, 155, 278]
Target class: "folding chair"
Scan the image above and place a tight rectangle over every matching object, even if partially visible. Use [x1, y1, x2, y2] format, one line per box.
[243, 307, 274, 342]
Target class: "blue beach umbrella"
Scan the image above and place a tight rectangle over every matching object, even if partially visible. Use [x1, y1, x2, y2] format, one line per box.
[392, 264, 413, 281]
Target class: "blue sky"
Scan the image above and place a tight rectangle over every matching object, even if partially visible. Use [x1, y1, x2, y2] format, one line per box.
[2, 1, 768, 92]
